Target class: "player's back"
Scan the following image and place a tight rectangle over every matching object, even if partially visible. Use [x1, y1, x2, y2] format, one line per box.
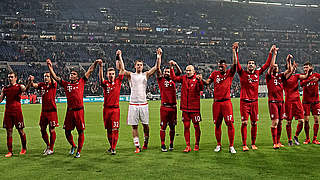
[283, 74, 300, 102]
[129, 72, 147, 104]
[4, 84, 22, 112]
[266, 73, 284, 101]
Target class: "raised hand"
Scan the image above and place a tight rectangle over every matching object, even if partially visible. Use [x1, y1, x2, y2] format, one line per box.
[156, 48, 163, 57]
[28, 75, 34, 81]
[46, 59, 52, 67]
[196, 74, 203, 81]
[96, 59, 103, 66]
[169, 60, 176, 66]
[116, 50, 122, 57]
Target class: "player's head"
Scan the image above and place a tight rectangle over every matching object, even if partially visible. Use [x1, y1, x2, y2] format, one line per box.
[69, 69, 80, 81]
[272, 64, 279, 74]
[218, 59, 227, 73]
[135, 60, 143, 73]
[185, 65, 195, 77]
[247, 60, 256, 72]
[303, 61, 313, 74]
[163, 67, 170, 79]
[43, 72, 51, 84]
[8, 72, 17, 85]
[107, 67, 116, 82]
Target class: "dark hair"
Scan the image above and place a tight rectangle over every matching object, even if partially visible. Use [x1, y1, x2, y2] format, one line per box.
[107, 67, 115, 72]
[70, 67, 80, 76]
[8, 71, 17, 77]
[163, 66, 170, 71]
[304, 61, 312, 67]
[135, 60, 143, 65]
[247, 60, 256, 65]
[218, 60, 227, 64]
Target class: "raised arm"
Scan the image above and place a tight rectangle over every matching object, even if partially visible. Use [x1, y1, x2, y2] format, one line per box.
[236, 43, 242, 74]
[84, 59, 99, 80]
[146, 48, 162, 79]
[231, 42, 239, 74]
[283, 54, 294, 79]
[267, 47, 278, 75]
[173, 60, 182, 76]
[0, 88, 4, 103]
[28, 75, 39, 89]
[156, 48, 162, 77]
[46, 59, 62, 83]
[169, 60, 182, 82]
[97, 59, 104, 83]
[260, 45, 276, 74]
[116, 50, 131, 78]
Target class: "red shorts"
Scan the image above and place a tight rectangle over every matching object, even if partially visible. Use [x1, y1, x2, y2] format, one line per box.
[182, 111, 201, 124]
[240, 100, 259, 122]
[160, 106, 177, 127]
[63, 109, 85, 131]
[285, 101, 304, 120]
[213, 100, 234, 124]
[103, 108, 120, 129]
[3, 110, 24, 129]
[39, 111, 59, 129]
[303, 103, 320, 116]
[268, 102, 286, 120]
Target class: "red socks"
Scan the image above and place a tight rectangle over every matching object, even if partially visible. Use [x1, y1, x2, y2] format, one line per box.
[20, 133, 27, 150]
[49, 131, 56, 151]
[194, 123, 201, 146]
[41, 130, 49, 147]
[160, 130, 165, 146]
[215, 125, 222, 146]
[65, 131, 76, 147]
[271, 127, 277, 144]
[7, 136, 12, 152]
[295, 123, 303, 137]
[228, 123, 235, 147]
[314, 124, 319, 139]
[183, 121, 191, 146]
[277, 124, 282, 144]
[107, 129, 112, 147]
[241, 124, 247, 146]
[286, 124, 292, 140]
[77, 132, 84, 153]
[251, 125, 257, 145]
[112, 129, 119, 150]
[169, 129, 175, 145]
[305, 122, 310, 139]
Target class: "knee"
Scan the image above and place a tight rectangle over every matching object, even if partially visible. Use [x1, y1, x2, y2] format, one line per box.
[251, 121, 257, 126]
[242, 121, 248, 126]
[225, 121, 233, 127]
[287, 120, 292, 125]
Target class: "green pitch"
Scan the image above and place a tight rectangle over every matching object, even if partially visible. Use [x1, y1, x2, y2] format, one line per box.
[0, 98, 318, 179]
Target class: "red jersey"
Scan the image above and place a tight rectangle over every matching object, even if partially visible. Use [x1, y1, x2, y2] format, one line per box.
[170, 68, 204, 112]
[3, 84, 22, 113]
[209, 69, 235, 101]
[157, 76, 177, 105]
[237, 53, 272, 101]
[101, 75, 123, 108]
[283, 74, 300, 102]
[60, 77, 86, 109]
[38, 81, 57, 111]
[301, 73, 320, 103]
[266, 73, 284, 101]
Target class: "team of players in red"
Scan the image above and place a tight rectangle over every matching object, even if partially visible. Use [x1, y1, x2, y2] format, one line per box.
[1, 42, 319, 157]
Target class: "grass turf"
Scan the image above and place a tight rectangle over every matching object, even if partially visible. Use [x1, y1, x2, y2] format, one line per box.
[0, 98, 318, 179]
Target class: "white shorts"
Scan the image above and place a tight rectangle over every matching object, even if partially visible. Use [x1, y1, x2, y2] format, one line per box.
[127, 104, 149, 125]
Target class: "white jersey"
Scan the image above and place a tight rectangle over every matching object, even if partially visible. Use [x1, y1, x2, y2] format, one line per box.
[129, 72, 147, 104]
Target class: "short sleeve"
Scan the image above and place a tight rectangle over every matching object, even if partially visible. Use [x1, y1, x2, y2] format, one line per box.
[209, 72, 215, 80]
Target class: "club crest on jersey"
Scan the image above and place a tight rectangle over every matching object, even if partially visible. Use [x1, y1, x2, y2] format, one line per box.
[164, 80, 172, 87]
[67, 85, 78, 92]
